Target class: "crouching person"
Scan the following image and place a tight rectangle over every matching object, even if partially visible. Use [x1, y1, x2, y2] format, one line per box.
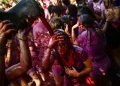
[42, 29, 92, 86]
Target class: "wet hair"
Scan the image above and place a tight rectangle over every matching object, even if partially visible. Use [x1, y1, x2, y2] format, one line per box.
[49, 17, 63, 30]
[48, 5, 54, 14]
[54, 29, 73, 49]
[80, 14, 94, 25]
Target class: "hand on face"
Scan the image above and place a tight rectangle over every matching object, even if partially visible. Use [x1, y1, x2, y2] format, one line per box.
[0, 20, 15, 43]
[48, 35, 64, 49]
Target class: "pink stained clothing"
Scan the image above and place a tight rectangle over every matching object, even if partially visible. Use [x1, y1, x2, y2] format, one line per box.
[50, 45, 88, 86]
[77, 28, 110, 77]
[32, 21, 51, 67]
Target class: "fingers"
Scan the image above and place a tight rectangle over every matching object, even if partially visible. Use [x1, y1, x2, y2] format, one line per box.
[0, 20, 11, 32]
[0, 20, 16, 39]
[1, 23, 14, 33]
[51, 35, 64, 41]
[4, 29, 16, 35]
[56, 35, 65, 41]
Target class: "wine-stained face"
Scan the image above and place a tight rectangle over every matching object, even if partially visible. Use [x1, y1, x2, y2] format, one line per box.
[56, 40, 68, 57]
[53, 29, 72, 57]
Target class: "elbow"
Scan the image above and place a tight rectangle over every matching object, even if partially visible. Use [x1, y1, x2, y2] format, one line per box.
[21, 63, 32, 72]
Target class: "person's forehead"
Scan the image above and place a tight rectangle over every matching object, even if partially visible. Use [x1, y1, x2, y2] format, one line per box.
[57, 40, 66, 45]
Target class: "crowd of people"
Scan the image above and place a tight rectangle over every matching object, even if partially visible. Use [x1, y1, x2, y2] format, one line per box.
[0, 0, 120, 86]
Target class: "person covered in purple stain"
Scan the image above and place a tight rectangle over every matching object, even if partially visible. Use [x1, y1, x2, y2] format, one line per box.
[76, 14, 111, 86]
[42, 29, 92, 86]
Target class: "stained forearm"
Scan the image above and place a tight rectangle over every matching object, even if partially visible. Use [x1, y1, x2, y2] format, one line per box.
[42, 48, 52, 73]
[19, 39, 32, 69]
[5, 39, 32, 80]
[78, 67, 92, 77]
[78, 59, 92, 77]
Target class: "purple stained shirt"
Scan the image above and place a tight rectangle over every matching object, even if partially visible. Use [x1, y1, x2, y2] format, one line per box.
[77, 29, 110, 77]
[50, 45, 88, 85]
[32, 21, 51, 67]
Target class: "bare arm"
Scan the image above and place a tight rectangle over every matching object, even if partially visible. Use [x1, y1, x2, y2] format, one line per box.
[78, 58, 92, 77]
[42, 36, 58, 73]
[65, 58, 92, 78]
[6, 30, 32, 80]
[5, 40, 13, 68]
[71, 22, 79, 45]
[42, 47, 54, 73]
[0, 20, 15, 86]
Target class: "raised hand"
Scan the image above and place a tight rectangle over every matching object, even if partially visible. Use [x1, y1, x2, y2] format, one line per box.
[0, 20, 15, 44]
[48, 35, 64, 49]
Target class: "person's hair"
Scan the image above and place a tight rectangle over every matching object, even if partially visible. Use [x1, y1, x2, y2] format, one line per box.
[76, 0, 86, 6]
[54, 5, 62, 16]
[48, 5, 62, 16]
[48, 5, 54, 14]
[67, 4, 77, 17]
[77, 5, 95, 18]
[49, 17, 63, 30]
[54, 29, 73, 49]
[62, 0, 70, 6]
[80, 14, 94, 25]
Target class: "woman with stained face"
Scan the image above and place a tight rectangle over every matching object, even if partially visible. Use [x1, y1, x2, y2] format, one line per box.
[42, 29, 92, 86]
